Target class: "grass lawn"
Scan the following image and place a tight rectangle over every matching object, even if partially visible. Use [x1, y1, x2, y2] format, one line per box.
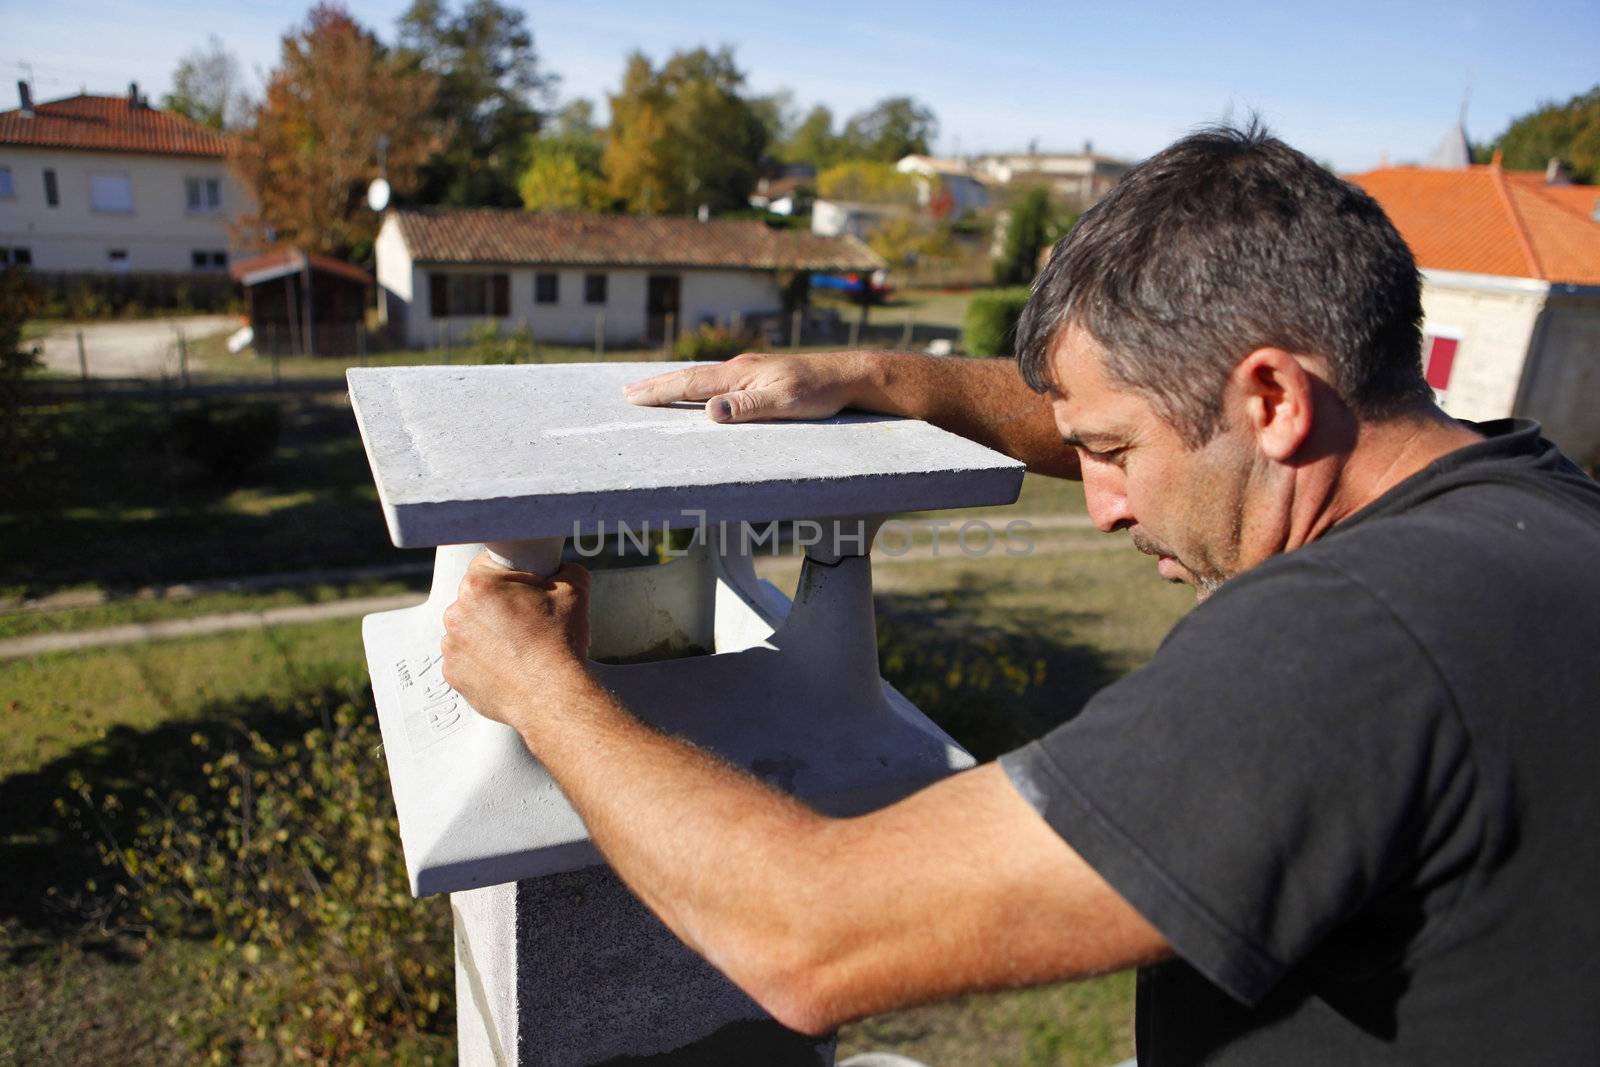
[1, 524, 1190, 1064]
[2, 317, 1195, 1062]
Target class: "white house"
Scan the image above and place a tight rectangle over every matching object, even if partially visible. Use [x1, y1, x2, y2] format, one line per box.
[0, 81, 248, 274]
[1349, 157, 1600, 467]
[375, 208, 884, 349]
[894, 155, 992, 218]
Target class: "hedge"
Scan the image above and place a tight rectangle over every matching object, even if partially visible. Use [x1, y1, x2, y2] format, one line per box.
[962, 288, 1032, 357]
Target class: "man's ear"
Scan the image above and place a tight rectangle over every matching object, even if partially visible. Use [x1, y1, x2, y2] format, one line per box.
[1230, 348, 1317, 462]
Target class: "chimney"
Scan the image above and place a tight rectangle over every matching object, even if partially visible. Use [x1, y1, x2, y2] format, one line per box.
[1544, 158, 1571, 185]
[17, 80, 33, 116]
[128, 81, 140, 109]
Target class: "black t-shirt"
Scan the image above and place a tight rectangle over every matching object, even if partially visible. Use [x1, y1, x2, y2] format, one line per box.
[1000, 419, 1600, 1064]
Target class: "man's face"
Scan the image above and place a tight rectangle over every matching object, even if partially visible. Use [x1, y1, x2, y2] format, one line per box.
[1046, 324, 1261, 600]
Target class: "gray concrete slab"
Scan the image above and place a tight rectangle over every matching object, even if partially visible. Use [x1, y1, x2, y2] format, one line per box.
[347, 363, 1024, 547]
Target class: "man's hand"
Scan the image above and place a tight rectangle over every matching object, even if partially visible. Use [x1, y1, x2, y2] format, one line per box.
[440, 554, 593, 730]
[624, 351, 869, 423]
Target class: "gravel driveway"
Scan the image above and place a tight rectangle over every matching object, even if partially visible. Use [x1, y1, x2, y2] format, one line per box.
[34, 315, 241, 378]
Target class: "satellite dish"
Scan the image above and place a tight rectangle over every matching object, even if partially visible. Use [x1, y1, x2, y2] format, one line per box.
[366, 177, 391, 212]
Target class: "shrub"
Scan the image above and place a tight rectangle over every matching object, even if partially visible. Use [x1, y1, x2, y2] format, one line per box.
[992, 186, 1057, 286]
[169, 400, 282, 483]
[673, 323, 760, 362]
[62, 695, 453, 1065]
[463, 320, 533, 364]
[963, 288, 1031, 357]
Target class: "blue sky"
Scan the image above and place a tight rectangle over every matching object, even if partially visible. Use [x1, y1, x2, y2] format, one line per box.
[5, 0, 1597, 172]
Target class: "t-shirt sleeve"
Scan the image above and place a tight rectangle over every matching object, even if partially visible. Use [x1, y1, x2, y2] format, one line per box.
[1000, 558, 1474, 1005]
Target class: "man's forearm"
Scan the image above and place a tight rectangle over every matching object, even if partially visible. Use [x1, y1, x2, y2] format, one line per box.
[851, 351, 1078, 478]
[507, 663, 838, 1024]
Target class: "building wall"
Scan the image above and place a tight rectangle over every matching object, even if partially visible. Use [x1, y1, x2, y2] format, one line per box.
[1419, 274, 1547, 423]
[0, 146, 248, 272]
[394, 264, 784, 349]
[1516, 292, 1600, 466]
[374, 214, 414, 336]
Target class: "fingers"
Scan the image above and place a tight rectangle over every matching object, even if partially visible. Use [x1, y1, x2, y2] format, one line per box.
[624, 363, 743, 407]
[706, 388, 788, 423]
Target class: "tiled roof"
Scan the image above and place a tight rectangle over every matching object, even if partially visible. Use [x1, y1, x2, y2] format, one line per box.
[1346, 164, 1600, 285]
[390, 208, 885, 272]
[231, 247, 373, 287]
[0, 94, 229, 158]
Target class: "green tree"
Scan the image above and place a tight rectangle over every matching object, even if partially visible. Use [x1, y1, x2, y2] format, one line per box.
[992, 186, 1055, 286]
[783, 104, 841, 167]
[519, 143, 607, 211]
[397, 0, 557, 206]
[232, 3, 439, 257]
[1491, 86, 1600, 183]
[164, 35, 248, 130]
[602, 47, 768, 215]
[841, 96, 938, 161]
[519, 97, 607, 211]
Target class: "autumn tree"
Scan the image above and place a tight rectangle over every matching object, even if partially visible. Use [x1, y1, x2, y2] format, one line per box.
[816, 160, 919, 203]
[1491, 85, 1600, 183]
[841, 96, 938, 161]
[232, 4, 439, 257]
[164, 35, 249, 130]
[397, 0, 556, 206]
[603, 47, 768, 215]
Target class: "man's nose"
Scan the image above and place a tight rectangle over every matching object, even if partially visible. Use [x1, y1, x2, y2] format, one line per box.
[1082, 472, 1134, 533]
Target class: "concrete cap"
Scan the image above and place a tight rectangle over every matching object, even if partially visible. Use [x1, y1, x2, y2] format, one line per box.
[348, 363, 1024, 547]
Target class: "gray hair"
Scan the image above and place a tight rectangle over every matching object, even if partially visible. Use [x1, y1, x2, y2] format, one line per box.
[1015, 121, 1433, 446]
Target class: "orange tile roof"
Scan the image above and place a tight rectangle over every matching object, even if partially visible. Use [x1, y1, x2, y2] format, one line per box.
[1345, 164, 1600, 286]
[391, 207, 886, 272]
[0, 94, 228, 158]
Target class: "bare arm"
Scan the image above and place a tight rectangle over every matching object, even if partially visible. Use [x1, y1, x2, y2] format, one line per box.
[442, 558, 1169, 1034]
[624, 351, 1080, 479]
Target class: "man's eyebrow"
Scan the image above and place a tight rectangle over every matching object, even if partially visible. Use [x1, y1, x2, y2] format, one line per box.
[1060, 428, 1123, 448]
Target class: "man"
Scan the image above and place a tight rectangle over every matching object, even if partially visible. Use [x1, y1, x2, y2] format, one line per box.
[441, 125, 1600, 1063]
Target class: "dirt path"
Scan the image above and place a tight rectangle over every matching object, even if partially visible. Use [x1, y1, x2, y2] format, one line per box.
[34, 315, 240, 378]
[0, 517, 1115, 660]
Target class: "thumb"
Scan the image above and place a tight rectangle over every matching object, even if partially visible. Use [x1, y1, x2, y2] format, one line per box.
[707, 388, 785, 423]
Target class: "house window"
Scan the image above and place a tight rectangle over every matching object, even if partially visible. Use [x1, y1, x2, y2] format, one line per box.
[192, 249, 228, 270]
[428, 272, 510, 317]
[44, 169, 58, 207]
[185, 176, 222, 212]
[584, 273, 608, 305]
[0, 247, 31, 266]
[0, 166, 12, 198]
[91, 174, 134, 213]
[107, 249, 130, 273]
[1423, 332, 1461, 392]
[535, 272, 559, 304]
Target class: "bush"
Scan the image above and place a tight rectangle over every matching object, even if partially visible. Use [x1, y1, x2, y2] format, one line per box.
[962, 288, 1031, 357]
[463, 320, 533, 364]
[61, 695, 452, 1065]
[673, 323, 760, 362]
[170, 400, 282, 483]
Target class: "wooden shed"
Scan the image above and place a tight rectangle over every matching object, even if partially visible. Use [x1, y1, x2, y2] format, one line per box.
[231, 248, 372, 358]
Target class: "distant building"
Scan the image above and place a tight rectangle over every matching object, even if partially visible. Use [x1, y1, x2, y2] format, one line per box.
[1348, 156, 1600, 464]
[809, 199, 913, 240]
[893, 155, 992, 218]
[375, 207, 884, 349]
[0, 80, 249, 274]
[971, 147, 1131, 207]
[231, 248, 372, 358]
